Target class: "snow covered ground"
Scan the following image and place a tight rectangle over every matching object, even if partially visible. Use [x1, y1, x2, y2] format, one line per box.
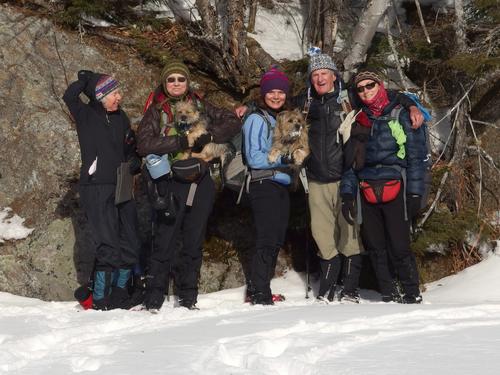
[1, 252, 499, 374]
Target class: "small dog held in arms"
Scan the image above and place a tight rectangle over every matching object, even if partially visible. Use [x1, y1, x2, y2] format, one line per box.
[268, 108, 310, 165]
[174, 101, 230, 163]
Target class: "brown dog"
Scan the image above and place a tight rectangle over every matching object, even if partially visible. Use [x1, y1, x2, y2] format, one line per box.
[174, 101, 230, 163]
[268, 108, 310, 165]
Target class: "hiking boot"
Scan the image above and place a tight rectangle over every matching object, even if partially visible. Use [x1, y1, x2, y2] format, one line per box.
[178, 298, 199, 310]
[340, 290, 360, 304]
[143, 288, 165, 311]
[109, 287, 132, 310]
[316, 295, 330, 304]
[381, 293, 403, 303]
[74, 284, 93, 310]
[403, 294, 423, 304]
[272, 294, 286, 302]
[251, 292, 274, 306]
[179, 301, 200, 310]
[245, 293, 284, 303]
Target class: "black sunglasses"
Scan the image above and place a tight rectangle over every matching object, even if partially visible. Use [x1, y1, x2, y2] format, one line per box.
[166, 76, 187, 83]
[356, 81, 377, 93]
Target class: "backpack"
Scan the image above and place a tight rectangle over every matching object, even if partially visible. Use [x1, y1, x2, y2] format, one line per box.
[222, 110, 272, 203]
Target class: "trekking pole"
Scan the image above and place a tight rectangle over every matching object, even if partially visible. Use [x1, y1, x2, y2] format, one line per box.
[305, 193, 311, 299]
[299, 168, 311, 299]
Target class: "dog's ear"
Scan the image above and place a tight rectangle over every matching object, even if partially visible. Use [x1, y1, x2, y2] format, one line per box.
[276, 111, 286, 122]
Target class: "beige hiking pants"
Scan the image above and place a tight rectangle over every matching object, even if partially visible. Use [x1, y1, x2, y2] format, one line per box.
[308, 180, 363, 260]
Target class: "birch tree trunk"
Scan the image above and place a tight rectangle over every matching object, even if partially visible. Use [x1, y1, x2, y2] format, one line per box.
[247, 0, 258, 34]
[195, 0, 218, 37]
[165, 0, 192, 23]
[343, 0, 390, 81]
[454, 0, 467, 52]
[322, 0, 337, 55]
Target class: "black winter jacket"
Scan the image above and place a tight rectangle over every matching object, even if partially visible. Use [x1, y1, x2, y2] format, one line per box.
[63, 73, 131, 185]
[291, 83, 345, 183]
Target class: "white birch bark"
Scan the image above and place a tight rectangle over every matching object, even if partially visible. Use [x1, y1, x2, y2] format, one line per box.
[343, 0, 390, 81]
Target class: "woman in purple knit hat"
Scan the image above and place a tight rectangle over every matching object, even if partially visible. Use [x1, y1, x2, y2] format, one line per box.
[242, 66, 294, 305]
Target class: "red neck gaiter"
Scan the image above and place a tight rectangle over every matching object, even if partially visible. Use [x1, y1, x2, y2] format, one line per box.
[361, 83, 390, 117]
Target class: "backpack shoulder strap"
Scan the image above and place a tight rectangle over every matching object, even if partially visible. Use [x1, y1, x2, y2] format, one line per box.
[338, 88, 352, 114]
[255, 109, 273, 139]
[390, 106, 403, 122]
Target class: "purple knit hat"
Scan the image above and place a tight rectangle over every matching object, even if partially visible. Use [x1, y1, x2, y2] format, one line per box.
[260, 66, 290, 97]
[95, 75, 120, 101]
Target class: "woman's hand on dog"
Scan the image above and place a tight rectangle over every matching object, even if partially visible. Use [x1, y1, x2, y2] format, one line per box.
[192, 133, 213, 152]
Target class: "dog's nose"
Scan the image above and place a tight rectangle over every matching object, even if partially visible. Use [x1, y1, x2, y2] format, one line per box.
[181, 115, 187, 122]
[295, 124, 301, 131]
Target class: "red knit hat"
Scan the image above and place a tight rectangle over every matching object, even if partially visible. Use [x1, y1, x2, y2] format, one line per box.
[260, 66, 290, 97]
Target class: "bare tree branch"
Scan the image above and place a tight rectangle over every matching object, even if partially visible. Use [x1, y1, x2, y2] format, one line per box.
[467, 115, 483, 216]
[414, 0, 431, 44]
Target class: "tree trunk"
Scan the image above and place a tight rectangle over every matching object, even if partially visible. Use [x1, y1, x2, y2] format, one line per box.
[247, 0, 258, 34]
[343, 0, 390, 81]
[195, 0, 218, 37]
[322, 0, 337, 55]
[454, 0, 467, 52]
[247, 37, 277, 70]
[227, 0, 249, 89]
[166, 0, 192, 23]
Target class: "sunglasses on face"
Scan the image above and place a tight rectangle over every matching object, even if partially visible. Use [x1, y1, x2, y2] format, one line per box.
[356, 81, 378, 93]
[166, 76, 187, 83]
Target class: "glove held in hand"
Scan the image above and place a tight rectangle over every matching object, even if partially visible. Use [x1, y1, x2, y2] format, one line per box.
[341, 194, 356, 226]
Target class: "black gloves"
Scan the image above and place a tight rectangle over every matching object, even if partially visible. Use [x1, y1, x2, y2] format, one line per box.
[407, 194, 422, 220]
[341, 194, 356, 225]
[281, 154, 295, 165]
[78, 69, 97, 99]
[128, 155, 142, 175]
[192, 133, 213, 153]
[78, 70, 93, 83]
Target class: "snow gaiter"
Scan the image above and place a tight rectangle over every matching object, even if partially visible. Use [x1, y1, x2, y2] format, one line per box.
[317, 255, 341, 301]
[342, 254, 362, 295]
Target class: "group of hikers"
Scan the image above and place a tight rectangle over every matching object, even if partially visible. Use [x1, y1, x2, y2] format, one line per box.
[64, 50, 430, 311]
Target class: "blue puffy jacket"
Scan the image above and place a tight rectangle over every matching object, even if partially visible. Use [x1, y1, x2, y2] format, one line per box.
[341, 98, 429, 197]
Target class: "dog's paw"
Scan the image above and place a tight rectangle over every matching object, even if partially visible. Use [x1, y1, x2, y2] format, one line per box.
[292, 149, 308, 165]
[268, 148, 280, 163]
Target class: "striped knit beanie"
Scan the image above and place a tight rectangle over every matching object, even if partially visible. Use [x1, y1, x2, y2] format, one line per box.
[95, 75, 120, 101]
[260, 66, 290, 97]
[354, 71, 383, 86]
[308, 53, 337, 76]
[161, 61, 190, 87]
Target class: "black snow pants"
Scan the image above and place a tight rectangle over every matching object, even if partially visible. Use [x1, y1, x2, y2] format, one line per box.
[147, 173, 215, 304]
[360, 188, 420, 298]
[248, 180, 290, 298]
[79, 184, 141, 271]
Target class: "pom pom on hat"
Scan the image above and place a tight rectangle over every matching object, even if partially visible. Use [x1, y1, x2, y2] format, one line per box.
[260, 66, 290, 97]
[95, 75, 120, 101]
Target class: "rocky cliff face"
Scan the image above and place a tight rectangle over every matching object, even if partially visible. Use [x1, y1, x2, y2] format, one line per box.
[0, 4, 249, 301]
